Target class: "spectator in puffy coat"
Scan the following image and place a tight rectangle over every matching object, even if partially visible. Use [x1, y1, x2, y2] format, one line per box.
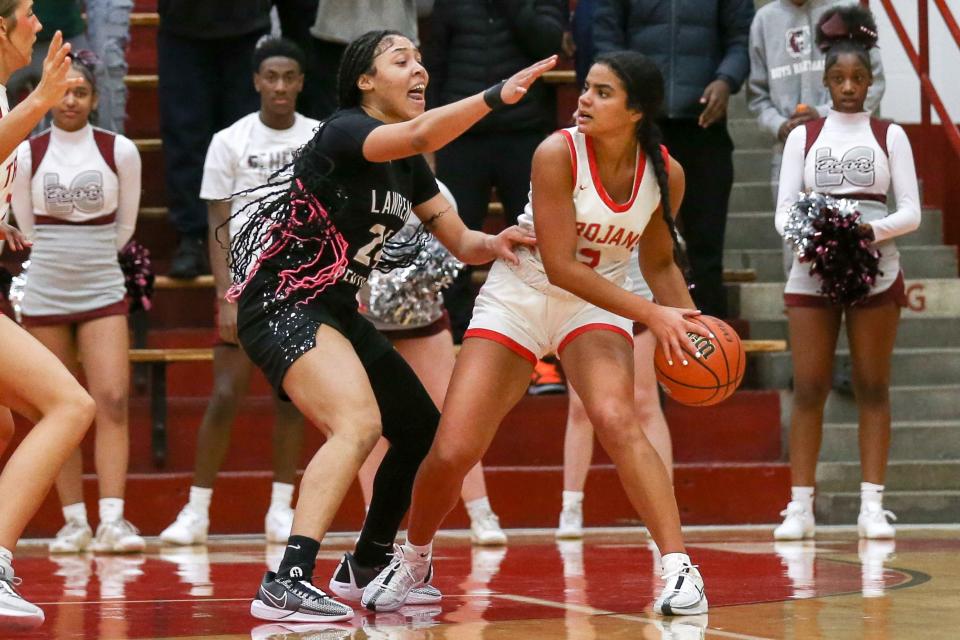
[595, 0, 754, 318]
[425, 0, 567, 343]
[157, 0, 271, 279]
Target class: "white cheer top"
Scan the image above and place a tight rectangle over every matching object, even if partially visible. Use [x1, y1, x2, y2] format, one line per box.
[12, 123, 141, 248]
[512, 126, 664, 296]
[775, 109, 920, 243]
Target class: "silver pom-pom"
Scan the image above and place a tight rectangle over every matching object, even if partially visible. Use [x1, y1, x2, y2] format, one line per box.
[8, 260, 28, 324]
[783, 191, 859, 257]
[365, 228, 463, 328]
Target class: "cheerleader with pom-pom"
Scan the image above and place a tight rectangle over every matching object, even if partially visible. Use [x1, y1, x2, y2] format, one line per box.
[11, 51, 144, 555]
[773, 5, 921, 541]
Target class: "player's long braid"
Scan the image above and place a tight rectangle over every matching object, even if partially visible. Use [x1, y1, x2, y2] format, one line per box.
[333, 28, 430, 271]
[224, 31, 429, 300]
[593, 52, 691, 278]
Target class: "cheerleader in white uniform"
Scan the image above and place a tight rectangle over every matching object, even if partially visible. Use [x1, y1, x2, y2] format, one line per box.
[11, 52, 143, 554]
[0, 22, 94, 628]
[772, 6, 921, 541]
[364, 51, 709, 616]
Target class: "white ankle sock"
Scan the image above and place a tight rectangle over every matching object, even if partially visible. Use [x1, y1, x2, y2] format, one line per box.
[465, 496, 492, 520]
[860, 482, 884, 510]
[791, 486, 815, 510]
[188, 486, 213, 518]
[270, 482, 295, 510]
[0, 545, 12, 565]
[405, 539, 433, 562]
[63, 502, 88, 524]
[562, 490, 584, 510]
[661, 552, 692, 573]
[99, 498, 124, 523]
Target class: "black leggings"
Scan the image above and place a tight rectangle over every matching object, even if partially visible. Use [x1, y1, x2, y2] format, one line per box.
[353, 348, 439, 567]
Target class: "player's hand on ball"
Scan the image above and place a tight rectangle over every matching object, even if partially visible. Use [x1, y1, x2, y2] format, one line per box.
[647, 305, 705, 366]
[501, 55, 558, 105]
[486, 225, 536, 265]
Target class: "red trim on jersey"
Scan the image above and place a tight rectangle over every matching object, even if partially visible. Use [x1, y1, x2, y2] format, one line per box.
[845, 192, 888, 204]
[92, 128, 117, 173]
[34, 212, 117, 226]
[21, 299, 128, 327]
[803, 116, 891, 158]
[869, 118, 891, 156]
[585, 135, 645, 213]
[463, 328, 537, 365]
[557, 322, 633, 356]
[803, 117, 828, 157]
[558, 129, 577, 183]
[660, 144, 670, 175]
[29, 131, 52, 177]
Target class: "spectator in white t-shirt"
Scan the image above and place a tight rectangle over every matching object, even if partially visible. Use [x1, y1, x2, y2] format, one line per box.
[160, 37, 319, 546]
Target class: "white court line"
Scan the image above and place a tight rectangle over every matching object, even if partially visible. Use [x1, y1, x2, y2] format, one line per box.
[491, 593, 775, 640]
[16, 523, 960, 548]
[34, 593, 494, 607]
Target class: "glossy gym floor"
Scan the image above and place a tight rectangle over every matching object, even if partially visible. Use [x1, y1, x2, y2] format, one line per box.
[4, 525, 958, 639]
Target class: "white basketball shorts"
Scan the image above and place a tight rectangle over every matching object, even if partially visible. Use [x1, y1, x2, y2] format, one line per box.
[464, 260, 633, 363]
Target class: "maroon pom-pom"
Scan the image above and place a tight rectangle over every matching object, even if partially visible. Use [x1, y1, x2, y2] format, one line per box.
[118, 240, 155, 312]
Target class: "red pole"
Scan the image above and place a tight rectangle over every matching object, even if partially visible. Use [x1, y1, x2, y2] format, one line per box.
[920, 0, 931, 132]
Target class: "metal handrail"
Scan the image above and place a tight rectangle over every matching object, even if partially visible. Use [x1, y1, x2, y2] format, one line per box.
[873, 0, 960, 157]
[933, 0, 960, 51]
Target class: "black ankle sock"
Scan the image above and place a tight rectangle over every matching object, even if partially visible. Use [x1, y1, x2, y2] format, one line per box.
[354, 535, 393, 569]
[277, 535, 320, 582]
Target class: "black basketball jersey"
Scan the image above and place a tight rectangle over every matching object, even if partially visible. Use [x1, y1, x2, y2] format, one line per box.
[258, 107, 440, 309]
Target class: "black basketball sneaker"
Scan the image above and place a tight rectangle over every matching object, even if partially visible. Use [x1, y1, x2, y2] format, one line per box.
[250, 571, 354, 622]
[328, 552, 441, 604]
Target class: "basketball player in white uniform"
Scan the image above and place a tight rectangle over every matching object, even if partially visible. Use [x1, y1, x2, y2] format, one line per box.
[160, 37, 317, 546]
[12, 51, 144, 555]
[364, 51, 709, 617]
[0, 27, 95, 628]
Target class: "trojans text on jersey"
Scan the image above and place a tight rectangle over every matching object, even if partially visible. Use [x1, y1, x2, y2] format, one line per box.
[575, 221, 643, 251]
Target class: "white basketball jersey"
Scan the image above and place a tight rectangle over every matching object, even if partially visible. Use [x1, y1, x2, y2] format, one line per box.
[0, 85, 17, 223]
[512, 126, 664, 295]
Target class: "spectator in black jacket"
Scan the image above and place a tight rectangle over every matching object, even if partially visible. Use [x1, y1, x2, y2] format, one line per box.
[158, 0, 271, 278]
[595, 0, 754, 318]
[425, 0, 566, 343]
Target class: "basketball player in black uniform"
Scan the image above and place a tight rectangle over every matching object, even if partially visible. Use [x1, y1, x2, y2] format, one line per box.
[228, 30, 555, 622]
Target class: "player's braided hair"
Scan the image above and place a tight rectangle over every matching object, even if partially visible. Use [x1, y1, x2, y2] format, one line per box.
[337, 29, 405, 108]
[817, 5, 878, 76]
[592, 51, 691, 277]
[223, 31, 427, 302]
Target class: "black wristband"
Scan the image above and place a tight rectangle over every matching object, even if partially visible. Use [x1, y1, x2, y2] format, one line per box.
[483, 81, 507, 110]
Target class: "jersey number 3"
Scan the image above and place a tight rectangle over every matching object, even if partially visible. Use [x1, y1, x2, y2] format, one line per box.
[578, 248, 601, 269]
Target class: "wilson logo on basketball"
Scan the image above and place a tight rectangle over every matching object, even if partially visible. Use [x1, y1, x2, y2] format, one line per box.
[686, 333, 715, 360]
[654, 316, 746, 406]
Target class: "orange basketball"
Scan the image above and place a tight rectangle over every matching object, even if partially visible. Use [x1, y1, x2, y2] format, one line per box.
[653, 315, 745, 406]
